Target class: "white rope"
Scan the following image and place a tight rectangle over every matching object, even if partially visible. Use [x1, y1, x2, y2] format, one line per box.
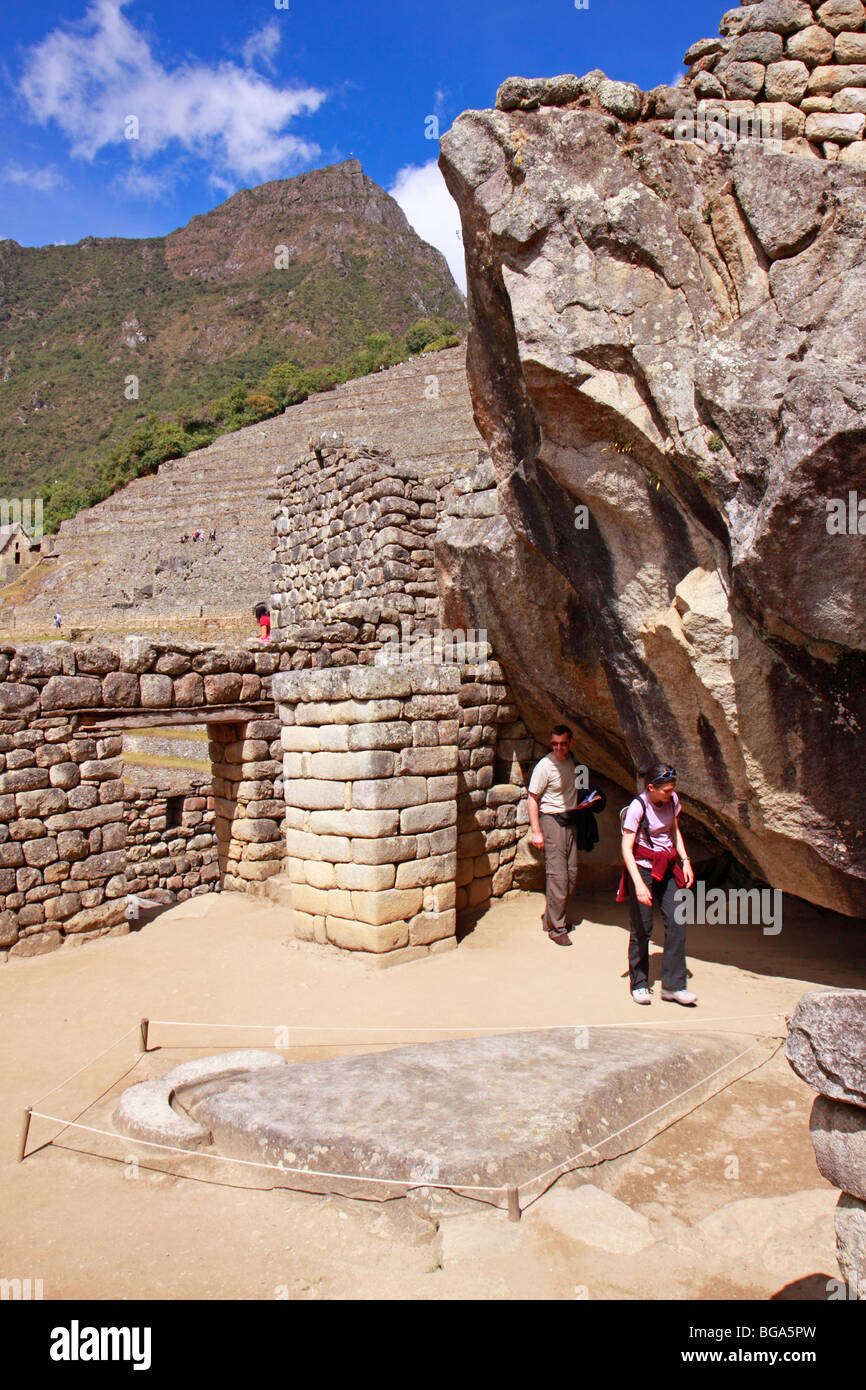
[146, 1011, 788, 1034]
[26, 1112, 507, 1195]
[26, 1037, 778, 1204]
[522, 1037, 778, 1192]
[30, 1025, 141, 1107]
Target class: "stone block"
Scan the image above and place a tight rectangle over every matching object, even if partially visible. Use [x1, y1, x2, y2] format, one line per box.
[231, 819, 282, 843]
[137, 673, 173, 708]
[467, 875, 493, 907]
[45, 892, 83, 922]
[285, 829, 352, 862]
[280, 726, 320, 752]
[308, 751, 394, 781]
[335, 862, 397, 891]
[296, 698, 404, 725]
[399, 746, 458, 775]
[173, 672, 205, 706]
[351, 777, 427, 810]
[15, 788, 67, 816]
[351, 887, 423, 925]
[101, 671, 140, 707]
[833, 86, 866, 110]
[300, 860, 337, 888]
[836, 29, 866, 62]
[835, 1193, 866, 1295]
[234, 860, 281, 881]
[0, 683, 39, 714]
[395, 853, 457, 888]
[204, 672, 244, 703]
[408, 909, 457, 945]
[63, 901, 127, 934]
[787, 989, 866, 1105]
[764, 58, 810, 100]
[79, 758, 123, 782]
[400, 801, 457, 834]
[282, 779, 346, 811]
[10, 931, 62, 956]
[817, 0, 866, 35]
[346, 721, 412, 751]
[0, 767, 50, 794]
[318, 725, 349, 751]
[351, 834, 418, 864]
[22, 838, 59, 868]
[48, 762, 80, 790]
[70, 849, 127, 881]
[806, 62, 866, 93]
[324, 916, 409, 953]
[805, 109, 866, 139]
[810, 1094, 866, 1199]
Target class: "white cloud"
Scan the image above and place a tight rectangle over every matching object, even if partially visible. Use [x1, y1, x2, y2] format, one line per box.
[389, 159, 466, 295]
[2, 162, 67, 191]
[113, 166, 174, 200]
[242, 20, 281, 74]
[18, 0, 326, 189]
[671, 70, 687, 88]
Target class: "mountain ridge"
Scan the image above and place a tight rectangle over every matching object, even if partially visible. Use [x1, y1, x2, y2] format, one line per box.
[0, 158, 466, 513]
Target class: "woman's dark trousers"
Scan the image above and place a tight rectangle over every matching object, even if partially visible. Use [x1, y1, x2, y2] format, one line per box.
[628, 864, 687, 991]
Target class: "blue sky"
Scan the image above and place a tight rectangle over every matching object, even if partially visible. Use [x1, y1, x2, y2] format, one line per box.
[1, 0, 726, 289]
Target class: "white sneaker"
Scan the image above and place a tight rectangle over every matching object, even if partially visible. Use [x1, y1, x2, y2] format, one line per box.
[631, 987, 652, 1005]
[661, 988, 698, 1006]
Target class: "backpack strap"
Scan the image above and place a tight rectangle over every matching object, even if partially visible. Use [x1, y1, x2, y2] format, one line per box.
[630, 794, 651, 854]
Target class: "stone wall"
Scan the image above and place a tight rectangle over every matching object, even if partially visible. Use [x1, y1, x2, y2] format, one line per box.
[269, 440, 458, 657]
[273, 664, 460, 964]
[124, 781, 220, 902]
[455, 660, 529, 914]
[494, 0, 866, 166]
[209, 716, 285, 892]
[0, 636, 286, 958]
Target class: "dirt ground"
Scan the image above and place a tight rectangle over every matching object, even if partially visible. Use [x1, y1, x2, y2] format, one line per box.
[1, 886, 863, 1302]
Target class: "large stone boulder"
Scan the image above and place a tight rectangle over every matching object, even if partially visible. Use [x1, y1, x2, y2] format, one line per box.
[787, 989, 866, 1104]
[439, 103, 866, 915]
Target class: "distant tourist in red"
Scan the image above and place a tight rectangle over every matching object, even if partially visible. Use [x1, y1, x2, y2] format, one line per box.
[254, 602, 271, 642]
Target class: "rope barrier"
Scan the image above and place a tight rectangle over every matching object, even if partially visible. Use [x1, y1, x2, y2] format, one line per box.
[26, 1112, 508, 1196]
[21, 1022, 782, 1213]
[30, 1024, 142, 1107]
[522, 1037, 779, 1195]
[146, 1011, 788, 1034]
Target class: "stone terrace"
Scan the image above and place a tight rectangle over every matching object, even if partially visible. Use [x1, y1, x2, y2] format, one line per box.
[3, 347, 483, 635]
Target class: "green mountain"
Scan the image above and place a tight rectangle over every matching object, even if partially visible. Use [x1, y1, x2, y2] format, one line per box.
[0, 159, 466, 529]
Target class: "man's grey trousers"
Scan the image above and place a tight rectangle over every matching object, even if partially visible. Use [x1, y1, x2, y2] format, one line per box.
[540, 812, 578, 933]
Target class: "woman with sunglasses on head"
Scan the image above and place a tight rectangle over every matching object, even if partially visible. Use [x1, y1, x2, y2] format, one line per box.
[620, 762, 697, 1007]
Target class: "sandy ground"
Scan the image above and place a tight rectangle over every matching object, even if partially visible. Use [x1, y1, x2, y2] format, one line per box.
[1, 886, 863, 1302]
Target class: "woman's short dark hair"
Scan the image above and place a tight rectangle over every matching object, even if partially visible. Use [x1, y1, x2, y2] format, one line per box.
[641, 761, 676, 787]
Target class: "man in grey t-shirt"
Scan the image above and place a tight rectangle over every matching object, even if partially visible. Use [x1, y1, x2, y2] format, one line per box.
[528, 725, 580, 947]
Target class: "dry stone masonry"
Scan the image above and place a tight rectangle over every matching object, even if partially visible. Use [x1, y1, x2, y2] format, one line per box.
[269, 440, 450, 656]
[124, 782, 219, 902]
[787, 989, 866, 1297]
[495, 0, 866, 165]
[0, 636, 287, 958]
[273, 664, 460, 961]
